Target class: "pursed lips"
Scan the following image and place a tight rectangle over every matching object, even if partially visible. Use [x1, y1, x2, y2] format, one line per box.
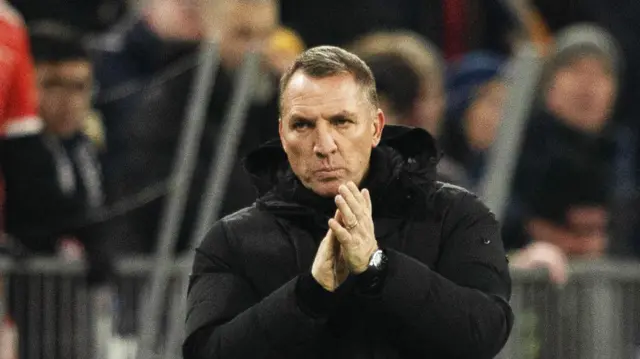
[313, 168, 344, 179]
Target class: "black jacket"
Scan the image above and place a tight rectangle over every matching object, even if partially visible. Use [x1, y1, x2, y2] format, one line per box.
[100, 49, 279, 254]
[1, 132, 104, 253]
[183, 126, 513, 359]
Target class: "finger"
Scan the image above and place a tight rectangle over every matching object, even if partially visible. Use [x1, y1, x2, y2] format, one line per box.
[362, 188, 372, 214]
[346, 181, 366, 206]
[317, 228, 335, 256]
[333, 208, 343, 223]
[328, 218, 351, 245]
[338, 185, 365, 219]
[335, 195, 357, 226]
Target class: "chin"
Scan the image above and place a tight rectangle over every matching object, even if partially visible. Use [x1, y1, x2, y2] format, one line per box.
[308, 181, 342, 198]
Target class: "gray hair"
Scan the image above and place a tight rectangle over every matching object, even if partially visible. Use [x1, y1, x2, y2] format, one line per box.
[279, 46, 378, 112]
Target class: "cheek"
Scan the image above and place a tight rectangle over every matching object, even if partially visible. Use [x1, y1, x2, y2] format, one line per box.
[282, 137, 308, 165]
[40, 97, 60, 116]
[595, 81, 615, 107]
[346, 138, 374, 163]
[73, 94, 92, 111]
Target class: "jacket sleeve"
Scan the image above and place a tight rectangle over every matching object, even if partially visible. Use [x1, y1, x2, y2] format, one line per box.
[182, 220, 329, 359]
[365, 190, 513, 358]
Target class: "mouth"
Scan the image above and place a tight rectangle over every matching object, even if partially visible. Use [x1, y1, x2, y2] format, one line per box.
[313, 168, 344, 180]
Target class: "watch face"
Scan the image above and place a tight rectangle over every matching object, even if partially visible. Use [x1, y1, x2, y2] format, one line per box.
[370, 250, 384, 268]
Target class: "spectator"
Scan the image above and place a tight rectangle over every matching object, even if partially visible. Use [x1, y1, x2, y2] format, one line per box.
[350, 31, 473, 186]
[357, 52, 467, 186]
[350, 32, 446, 137]
[440, 51, 507, 189]
[1, 21, 105, 257]
[91, 0, 204, 177]
[508, 24, 622, 280]
[93, 0, 302, 182]
[102, 0, 299, 254]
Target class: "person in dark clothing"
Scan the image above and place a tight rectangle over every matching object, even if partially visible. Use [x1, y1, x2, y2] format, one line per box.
[359, 50, 468, 187]
[507, 24, 620, 250]
[531, 4, 640, 258]
[1, 22, 105, 256]
[506, 24, 621, 283]
[91, 0, 208, 186]
[349, 31, 447, 139]
[183, 46, 513, 359]
[349, 32, 468, 186]
[440, 51, 507, 189]
[101, 0, 286, 254]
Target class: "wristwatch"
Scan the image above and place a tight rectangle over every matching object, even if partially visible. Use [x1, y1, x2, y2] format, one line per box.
[356, 248, 389, 293]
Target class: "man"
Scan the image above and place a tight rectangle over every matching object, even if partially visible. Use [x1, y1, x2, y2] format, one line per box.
[183, 46, 513, 359]
[505, 24, 620, 261]
[98, 0, 301, 254]
[349, 31, 446, 138]
[94, 0, 297, 169]
[350, 32, 470, 187]
[1, 21, 104, 256]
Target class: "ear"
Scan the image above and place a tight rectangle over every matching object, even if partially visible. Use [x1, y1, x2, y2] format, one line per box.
[371, 108, 385, 147]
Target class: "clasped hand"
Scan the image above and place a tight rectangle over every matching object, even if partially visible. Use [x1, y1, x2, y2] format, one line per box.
[311, 182, 379, 292]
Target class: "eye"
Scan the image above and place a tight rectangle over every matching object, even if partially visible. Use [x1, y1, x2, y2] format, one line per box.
[331, 117, 352, 127]
[291, 119, 313, 130]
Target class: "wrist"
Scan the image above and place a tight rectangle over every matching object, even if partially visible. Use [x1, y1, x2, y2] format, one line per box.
[355, 248, 389, 294]
[352, 245, 380, 275]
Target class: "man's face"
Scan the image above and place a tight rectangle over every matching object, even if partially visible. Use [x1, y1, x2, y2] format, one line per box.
[36, 60, 93, 137]
[546, 56, 616, 133]
[217, 0, 278, 70]
[279, 72, 384, 197]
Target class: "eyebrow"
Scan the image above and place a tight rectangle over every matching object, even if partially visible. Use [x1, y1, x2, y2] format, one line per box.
[329, 111, 358, 120]
[289, 110, 357, 120]
[289, 114, 314, 123]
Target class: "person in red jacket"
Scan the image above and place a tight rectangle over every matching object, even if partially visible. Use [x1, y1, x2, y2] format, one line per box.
[0, 1, 42, 138]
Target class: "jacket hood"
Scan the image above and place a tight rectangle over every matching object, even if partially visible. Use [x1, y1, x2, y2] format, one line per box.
[244, 125, 440, 197]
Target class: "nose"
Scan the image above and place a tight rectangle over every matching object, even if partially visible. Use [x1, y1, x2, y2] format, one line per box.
[313, 125, 338, 158]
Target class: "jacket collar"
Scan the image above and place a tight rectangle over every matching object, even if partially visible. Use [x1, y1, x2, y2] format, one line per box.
[246, 125, 440, 224]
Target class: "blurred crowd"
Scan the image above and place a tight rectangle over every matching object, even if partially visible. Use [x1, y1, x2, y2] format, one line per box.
[1, 0, 640, 285]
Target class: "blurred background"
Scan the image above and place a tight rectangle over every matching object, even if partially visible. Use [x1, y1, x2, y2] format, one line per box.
[1, 0, 640, 358]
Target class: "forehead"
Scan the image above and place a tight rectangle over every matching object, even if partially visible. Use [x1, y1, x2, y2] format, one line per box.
[281, 72, 367, 118]
[557, 55, 612, 75]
